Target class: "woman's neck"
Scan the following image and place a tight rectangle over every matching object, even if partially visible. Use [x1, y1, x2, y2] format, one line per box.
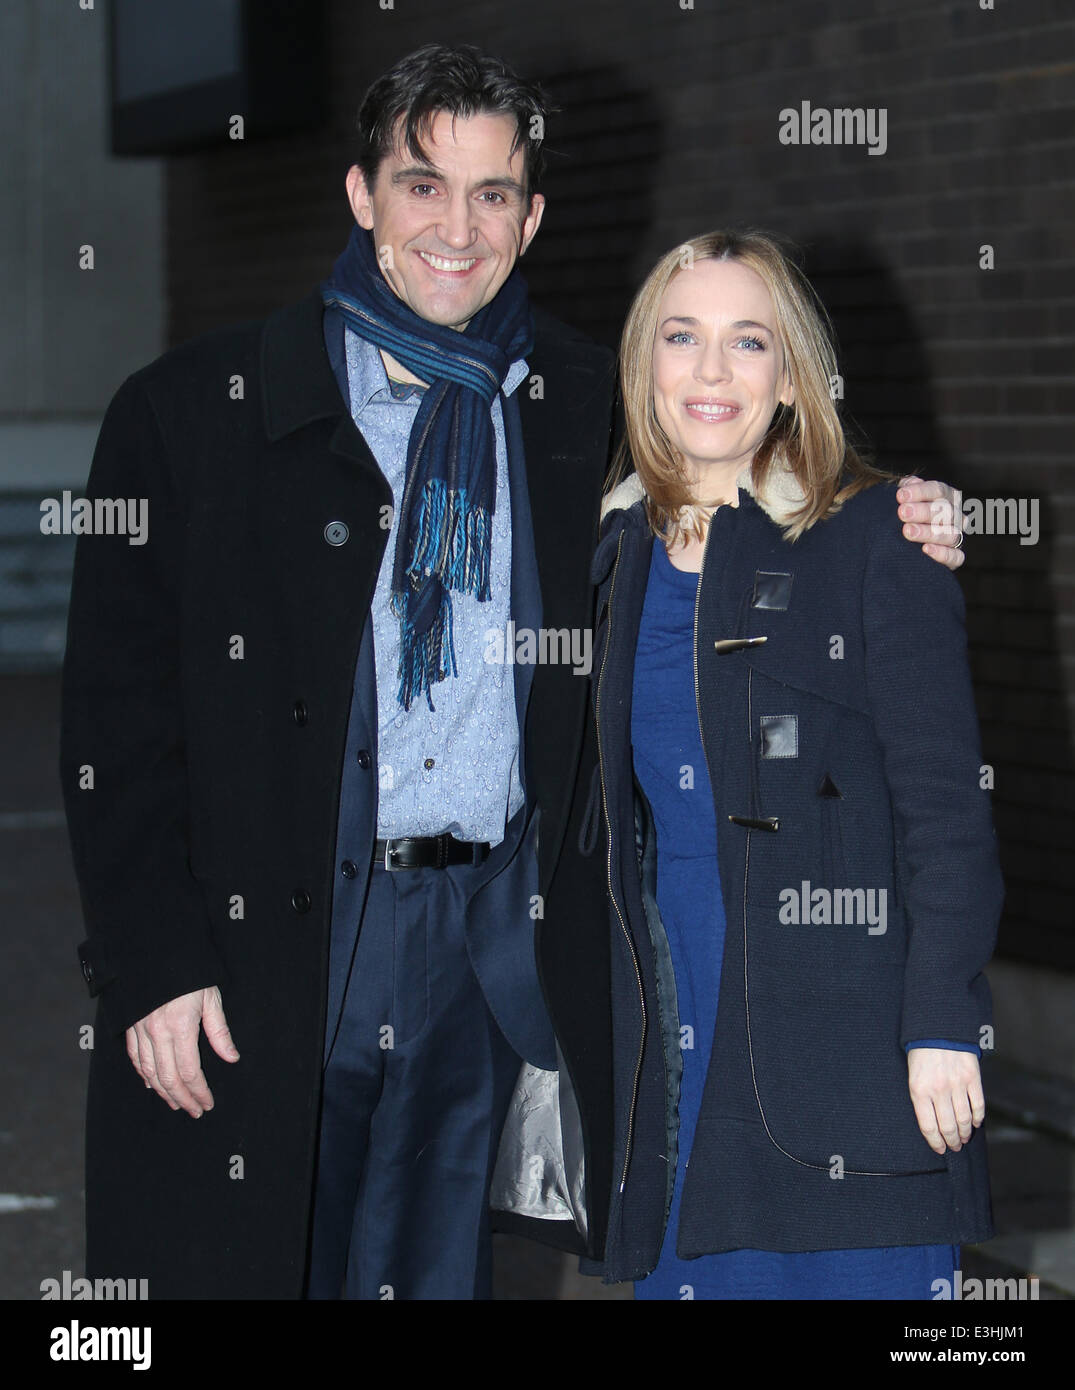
[664, 485, 740, 573]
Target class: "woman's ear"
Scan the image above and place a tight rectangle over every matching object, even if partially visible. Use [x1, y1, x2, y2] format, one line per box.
[779, 360, 796, 409]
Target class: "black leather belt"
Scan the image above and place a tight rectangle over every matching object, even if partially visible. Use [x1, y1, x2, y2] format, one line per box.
[374, 834, 491, 871]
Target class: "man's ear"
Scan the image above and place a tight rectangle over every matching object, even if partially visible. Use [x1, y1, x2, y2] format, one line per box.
[518, 192, 545, 257]
[346, 164, 376, 231]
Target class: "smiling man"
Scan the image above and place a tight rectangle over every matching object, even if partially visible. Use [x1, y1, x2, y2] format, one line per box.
[61, 43, 966, 1301]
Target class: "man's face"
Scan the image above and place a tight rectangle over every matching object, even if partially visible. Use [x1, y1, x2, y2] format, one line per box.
[346, 110, 545, 330]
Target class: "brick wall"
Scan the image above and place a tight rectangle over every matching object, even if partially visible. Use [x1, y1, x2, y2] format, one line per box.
[166, 0, 1074, 966]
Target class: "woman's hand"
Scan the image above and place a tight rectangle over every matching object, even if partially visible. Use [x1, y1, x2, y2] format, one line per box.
[907, 1047, 984, 1154]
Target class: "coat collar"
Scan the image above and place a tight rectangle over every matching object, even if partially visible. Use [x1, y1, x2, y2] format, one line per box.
[599, 461, 807, 530]
[260, 290, 350, 442]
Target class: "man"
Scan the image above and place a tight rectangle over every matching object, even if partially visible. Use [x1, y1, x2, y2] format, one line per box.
[61, 43, 964, 1300]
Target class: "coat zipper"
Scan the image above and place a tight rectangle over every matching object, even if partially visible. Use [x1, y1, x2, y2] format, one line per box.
[595, 531, 647, 1196]
[692, 522, 716, 768]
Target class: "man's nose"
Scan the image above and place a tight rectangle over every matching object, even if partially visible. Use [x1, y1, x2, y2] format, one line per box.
[436, 197, 478, 250]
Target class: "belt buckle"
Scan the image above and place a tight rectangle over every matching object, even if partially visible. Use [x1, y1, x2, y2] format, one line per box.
[384, 838, 398, 871]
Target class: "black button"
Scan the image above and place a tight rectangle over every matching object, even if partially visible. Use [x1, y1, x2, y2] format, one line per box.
[324, 520, 349, 546]
[291, 890, 311, 913]
[341, 860, 357, 879]
[423, 757, 435, 770]
[292, 700, 308, 726]
[356, 749, 372, 770]
[80, 958, 94, 985]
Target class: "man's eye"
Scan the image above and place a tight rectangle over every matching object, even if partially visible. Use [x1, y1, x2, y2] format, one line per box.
[479, 190, 506, 204]
[411, 184, 437, 196]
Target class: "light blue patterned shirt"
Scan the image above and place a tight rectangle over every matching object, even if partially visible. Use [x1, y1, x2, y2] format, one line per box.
[345, 329, 529, 845]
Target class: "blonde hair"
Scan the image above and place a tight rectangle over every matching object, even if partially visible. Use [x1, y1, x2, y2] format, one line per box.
[611, 228, 890, 543]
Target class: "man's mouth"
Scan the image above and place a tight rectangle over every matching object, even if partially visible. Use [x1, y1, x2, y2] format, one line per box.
[417, 251, 480, 274]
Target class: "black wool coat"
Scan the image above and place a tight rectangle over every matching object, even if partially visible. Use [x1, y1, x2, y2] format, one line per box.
[60, 290, 616, 1298]
[589, 470, 1003, 1284]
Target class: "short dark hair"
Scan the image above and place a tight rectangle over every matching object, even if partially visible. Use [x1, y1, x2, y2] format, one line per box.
[355, 44, 552, 198]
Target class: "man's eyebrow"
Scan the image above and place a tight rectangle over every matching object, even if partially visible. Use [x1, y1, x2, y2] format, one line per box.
[390, 164, 445, 186]
[659, 316, 775, 333]
[389, 166, 526, 198]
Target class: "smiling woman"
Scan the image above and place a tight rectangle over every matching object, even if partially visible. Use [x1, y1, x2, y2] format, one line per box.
[590, 227, 1003, 1299]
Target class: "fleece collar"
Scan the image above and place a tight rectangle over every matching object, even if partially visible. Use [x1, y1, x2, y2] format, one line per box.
[599, 462, 807, 529]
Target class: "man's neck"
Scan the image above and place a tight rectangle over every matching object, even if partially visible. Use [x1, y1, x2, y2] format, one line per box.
[379, 348, 427, 387]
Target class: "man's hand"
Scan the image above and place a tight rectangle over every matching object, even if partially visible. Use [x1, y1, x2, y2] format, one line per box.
[897, 475, 965, 570]
[907, 1047, 984, 1155]
[125, 986, 239, 1117]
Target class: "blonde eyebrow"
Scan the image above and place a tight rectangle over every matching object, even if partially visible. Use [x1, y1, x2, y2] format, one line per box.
[660, 316, 774, 334]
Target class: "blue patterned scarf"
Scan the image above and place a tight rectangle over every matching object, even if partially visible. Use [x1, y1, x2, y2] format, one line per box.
[321, 226, 534, 711]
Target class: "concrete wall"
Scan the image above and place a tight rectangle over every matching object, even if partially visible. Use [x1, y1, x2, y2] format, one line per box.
[0, 0, 165, 489]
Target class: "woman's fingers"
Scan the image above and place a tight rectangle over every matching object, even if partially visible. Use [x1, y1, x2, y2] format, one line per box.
[909, 1087, 946, 1155]
[907, 1048, 984, 1153]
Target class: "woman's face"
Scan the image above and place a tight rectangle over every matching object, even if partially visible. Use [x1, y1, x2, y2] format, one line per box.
[651, 257, 794, 500]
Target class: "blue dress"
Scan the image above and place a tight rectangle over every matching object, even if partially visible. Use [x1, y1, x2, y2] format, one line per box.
[630, 538, 957, 1300]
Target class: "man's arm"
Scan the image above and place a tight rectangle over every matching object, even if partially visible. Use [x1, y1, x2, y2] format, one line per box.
[60, 373, 236, 1115]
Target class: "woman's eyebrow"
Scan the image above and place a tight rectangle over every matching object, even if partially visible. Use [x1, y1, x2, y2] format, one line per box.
[659, 316, 775, 333]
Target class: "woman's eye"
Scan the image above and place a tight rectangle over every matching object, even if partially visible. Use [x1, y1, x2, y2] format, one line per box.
[735, 336, 766, 351]
[665, 331, 694, 345]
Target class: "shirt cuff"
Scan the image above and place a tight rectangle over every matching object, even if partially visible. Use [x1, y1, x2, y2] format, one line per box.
[905, 1038, 982, 1057]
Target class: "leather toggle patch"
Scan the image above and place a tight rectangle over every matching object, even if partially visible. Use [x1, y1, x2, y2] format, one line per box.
[818, 772, 843, 798]
[760, 714, 798, 758]
[751, 571, 793, 610]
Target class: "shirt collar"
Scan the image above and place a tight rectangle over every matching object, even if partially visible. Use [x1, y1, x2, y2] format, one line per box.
[347, 329, 529, 412]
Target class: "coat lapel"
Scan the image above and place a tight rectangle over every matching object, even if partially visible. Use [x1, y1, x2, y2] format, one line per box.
[255, 291, 393, 740]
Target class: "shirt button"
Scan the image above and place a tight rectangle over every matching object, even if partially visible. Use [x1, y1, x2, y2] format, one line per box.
[291, 890, 312, 913]
[423, 757, 435, 770]
[356, 749, 372, 770]
[341, 860, 357, 879]
[324, 520, 349, 546]
[292, 700, 308, 726]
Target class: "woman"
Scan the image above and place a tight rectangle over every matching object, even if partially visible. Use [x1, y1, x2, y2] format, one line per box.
[590, 229, 1002, 1298]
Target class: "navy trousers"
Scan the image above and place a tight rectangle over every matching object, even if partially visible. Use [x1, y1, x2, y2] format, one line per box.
[305, 857, 522, 1300]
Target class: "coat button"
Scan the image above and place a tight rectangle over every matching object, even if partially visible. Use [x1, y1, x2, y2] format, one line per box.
[341, 860, 358, 879]
[292, 700, 308, 726]
[291, 890, 311, 913]
[80, 958, 94, 985]
[356, 748, 372, 770]
[324, 520, 349, 546]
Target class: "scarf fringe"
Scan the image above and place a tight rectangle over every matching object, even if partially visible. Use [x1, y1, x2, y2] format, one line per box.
[394, 584, 458, 712]
[411, 478, 492, 601]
